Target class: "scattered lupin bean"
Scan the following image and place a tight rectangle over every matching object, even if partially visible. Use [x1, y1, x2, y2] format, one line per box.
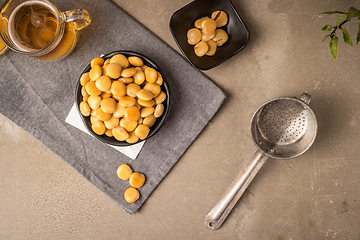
[116, 164, 146, 203]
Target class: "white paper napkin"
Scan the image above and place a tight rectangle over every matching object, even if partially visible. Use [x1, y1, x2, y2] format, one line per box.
[65, 103, 145, 160]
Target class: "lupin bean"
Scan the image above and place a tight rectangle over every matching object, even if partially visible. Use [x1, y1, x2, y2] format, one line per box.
[187, 28, 201, 45]
[128, 56, 143, 67]
[194, 41, 208, 57]
[154, 104, 164, 118]
[91, 57, 104, 68]
[135, 124, 150, 139]
[211, 10, 228, 28]
[101, 98, 117, 113]
[124, 187, 140, 203]
[89, 65, 102, 81]
[80, 101, 91, 116]
[117, 164, 133, 180]
[120, 118, 138, 132]
[121, 67, 137, 78]
[112, 126, 130, 141]
[143, 114, 156, 127]
[201, 18, 217, 34]
[92, 121, 106, 135]
[88, 95, 102, 109]
[213, 29, 229, 47]
[106, 63, 122, 79]
[126, 131, 139, 144]
[85, 81, 102, 96]
[80, 72, 90, 86]
[104, 115, 120, 129]
[206, 39, 217, 56]
[129, 172, 145, 188]
[96, 76, 112, 92]
[110, 54, 129, 68]
[124, 106, 140, 121]
[144, 67, 158, 83]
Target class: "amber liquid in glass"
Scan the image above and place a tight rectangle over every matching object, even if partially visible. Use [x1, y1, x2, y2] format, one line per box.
[9, 2, 77, 60]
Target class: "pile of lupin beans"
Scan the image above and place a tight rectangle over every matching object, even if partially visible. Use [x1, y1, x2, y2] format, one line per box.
[117, 164, 145, 203]
[79, 54, 167, 144]
[187, 10, 229, 57]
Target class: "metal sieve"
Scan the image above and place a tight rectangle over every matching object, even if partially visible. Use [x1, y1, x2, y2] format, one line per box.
[205, 93, 317, 230]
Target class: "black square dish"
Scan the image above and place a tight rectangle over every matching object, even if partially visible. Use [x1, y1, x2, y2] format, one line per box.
[170, 0, 250, 70]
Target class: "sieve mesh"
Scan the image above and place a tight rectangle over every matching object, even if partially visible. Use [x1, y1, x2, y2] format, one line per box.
[257, 99, 308, 145]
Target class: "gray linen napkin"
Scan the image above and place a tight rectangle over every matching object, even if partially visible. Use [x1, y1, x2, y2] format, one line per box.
[0, 0, 226, 214]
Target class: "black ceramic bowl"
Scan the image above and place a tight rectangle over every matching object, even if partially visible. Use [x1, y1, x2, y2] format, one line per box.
[169, 0, 249, 70]
[76, 50, 170, 146]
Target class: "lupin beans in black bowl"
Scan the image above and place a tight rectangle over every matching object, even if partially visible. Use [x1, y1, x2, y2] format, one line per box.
[76, 50, 170, 146]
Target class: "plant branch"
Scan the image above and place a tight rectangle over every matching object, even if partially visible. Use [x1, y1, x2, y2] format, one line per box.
[321, 7, 360, 59]
[331, 19, 350, 35]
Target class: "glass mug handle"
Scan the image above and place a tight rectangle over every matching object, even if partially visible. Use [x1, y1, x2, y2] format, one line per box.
[62, 9, 91, 30]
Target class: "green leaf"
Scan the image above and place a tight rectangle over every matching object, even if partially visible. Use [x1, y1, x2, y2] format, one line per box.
[336, 14, 347, 27]
[342, 28, 353, 46]
[346, 7, 360, 20]
[357, 23, 360, 45]
[322, 34, 332, 42]
[321, 11, 346, 15]
[329, 34, 338, 60]
[321, 24, 333, 32]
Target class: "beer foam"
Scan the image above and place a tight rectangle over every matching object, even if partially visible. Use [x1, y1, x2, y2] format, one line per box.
[8, 0, 58, 52]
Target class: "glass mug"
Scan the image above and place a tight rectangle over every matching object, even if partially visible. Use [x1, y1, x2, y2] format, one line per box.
[0, 0, 90, 61]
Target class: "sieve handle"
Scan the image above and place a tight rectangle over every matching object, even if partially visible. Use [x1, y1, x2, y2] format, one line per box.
[300, 92, 311, 105]
[205, 150, 268, 230]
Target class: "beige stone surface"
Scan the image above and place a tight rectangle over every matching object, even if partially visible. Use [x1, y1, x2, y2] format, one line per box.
[1, 0, 360, 239]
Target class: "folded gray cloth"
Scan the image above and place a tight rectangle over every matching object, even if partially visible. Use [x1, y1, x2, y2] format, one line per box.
[0, 0, 226, 214]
